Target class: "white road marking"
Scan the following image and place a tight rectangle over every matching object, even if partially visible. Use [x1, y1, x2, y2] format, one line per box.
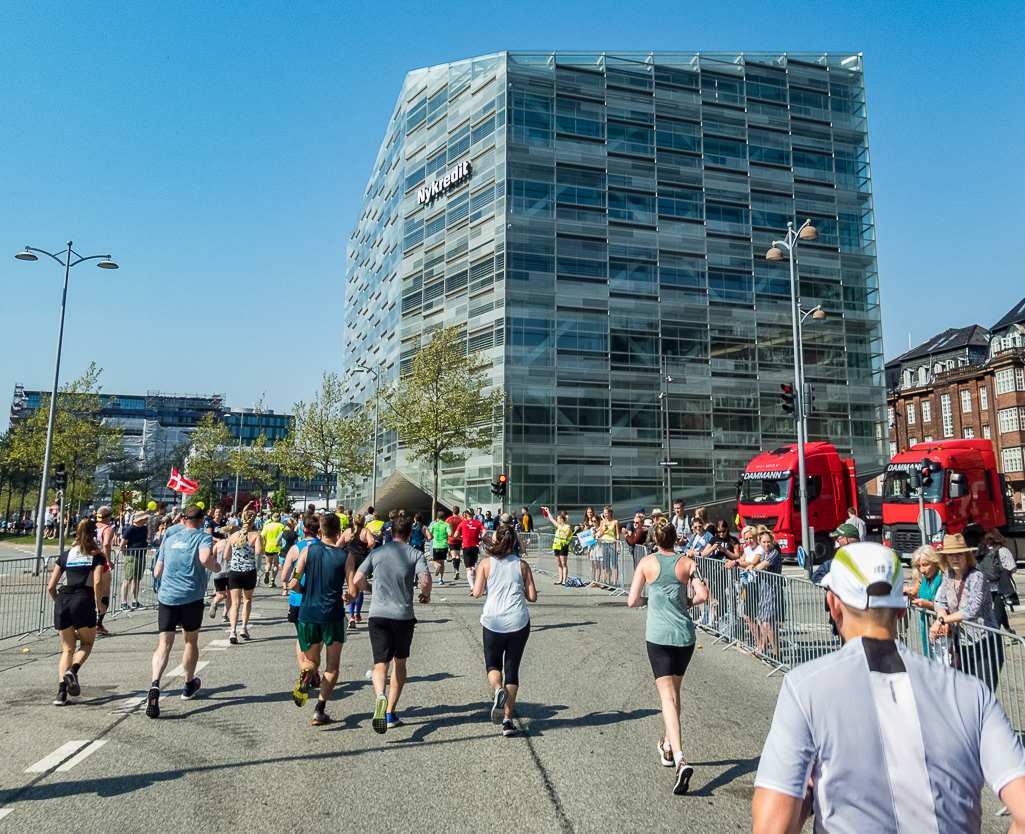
[166, 661, 209, 677]
[26, 741, 88, 773]
[56, 740, 107, 771]
[0, 809, 13, 821]
[108, 692, 170, 715]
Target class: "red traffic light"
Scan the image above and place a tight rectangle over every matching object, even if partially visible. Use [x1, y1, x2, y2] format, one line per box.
[498, 474, 507, 484]
[780, 383, 794, 394]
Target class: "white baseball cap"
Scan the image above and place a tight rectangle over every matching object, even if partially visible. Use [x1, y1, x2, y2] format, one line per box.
[820, 541, 907, 610]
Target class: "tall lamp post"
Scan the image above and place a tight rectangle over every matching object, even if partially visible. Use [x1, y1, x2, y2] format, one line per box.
[355, 364, 381, 511]
[766, 221, 819, 575]
[658, 355, 674, 510]
[224, 412, 245, 513]
[16, 242, 118, 575]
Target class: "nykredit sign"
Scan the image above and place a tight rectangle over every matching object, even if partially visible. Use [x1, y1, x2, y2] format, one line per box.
[417, 161, 472, 206]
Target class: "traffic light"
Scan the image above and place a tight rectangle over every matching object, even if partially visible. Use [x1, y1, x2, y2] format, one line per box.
[920, 457, 942, 488]
[491, 473, 508, 497]
[780, 383, 795, 415]
[803, 382, 815, 416]
[52, 464, 67, 490]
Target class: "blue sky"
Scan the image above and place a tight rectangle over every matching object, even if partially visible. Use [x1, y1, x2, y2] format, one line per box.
[2, 0, 1022, 428]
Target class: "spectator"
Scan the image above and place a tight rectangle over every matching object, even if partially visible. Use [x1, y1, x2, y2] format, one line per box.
[931, 533, 1004, 691]
[725, 526, 765, 646]
[701, 521, 740, 561]
[753, 529, 784, 657]
[520, 507, 533, 533]
[483, 511, 495, 531]
[980, 528, 1018, 633]
[693, 506, 710, 531]
[120, 511, 149, 610]
[811, 523, 861, 585]
[597, 506, 620, 587]
[905, 544, 944, 656]
[542, 508, 573, 586]
[683, 518, 712, 559]
[579, 507, 601, 586]
[669, 499, 689, 542]
[846, 506, 867, 541]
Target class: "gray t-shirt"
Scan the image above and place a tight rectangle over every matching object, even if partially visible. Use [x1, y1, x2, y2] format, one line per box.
[358, 541, 428, 621]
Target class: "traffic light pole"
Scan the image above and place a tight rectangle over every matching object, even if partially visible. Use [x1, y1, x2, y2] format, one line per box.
[785, 224, 812, 578]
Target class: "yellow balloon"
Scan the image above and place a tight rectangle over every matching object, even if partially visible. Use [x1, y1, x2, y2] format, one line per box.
[147, 501, 157, 511]
[196, 501, 205, 510]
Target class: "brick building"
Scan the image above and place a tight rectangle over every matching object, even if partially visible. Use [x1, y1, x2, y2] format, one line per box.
[885, 297, 1025, 506]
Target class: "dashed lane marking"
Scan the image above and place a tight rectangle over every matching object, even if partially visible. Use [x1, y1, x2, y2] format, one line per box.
[206, 639, 230, 650]
[166, 661, 209, 677]
[26, 741, 88, 773]
[0, 809, 12, 821]
[56, 740, 107, 771]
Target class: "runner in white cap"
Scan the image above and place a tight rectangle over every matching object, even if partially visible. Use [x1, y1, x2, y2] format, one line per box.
[752, 541, 1025, 834]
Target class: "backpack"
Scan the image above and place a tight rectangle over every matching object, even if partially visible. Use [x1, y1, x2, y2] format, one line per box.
[977, 546, 1002, 585]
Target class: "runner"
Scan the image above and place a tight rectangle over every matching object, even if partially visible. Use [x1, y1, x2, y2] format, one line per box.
[226, 507, 265, 643]
[261, 512, 285, 586]
[93, 506, 115, 635]
[278, 516, 298, 586]
[147, 505, 221, 718]
[48, 519, 106, 705]
[626, 518, 708, 795]
[351, 515, 432, 733]
[471, 524, 538, 737]
[288, 513, 355, 726]
[282, 513, 322, 691]
[340, 513, 376, 628]
[429, 510, 451, 586]
[454, 509, 485, 587]
[752, 541, 1025, 833]
[410, 512, 426, 553]
[541, 507, 573, 586]
[445, 505, 463, 581]
[208, 524, 238, 622]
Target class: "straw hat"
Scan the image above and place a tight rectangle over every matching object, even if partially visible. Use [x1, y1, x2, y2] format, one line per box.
[940, 533, 974, 554]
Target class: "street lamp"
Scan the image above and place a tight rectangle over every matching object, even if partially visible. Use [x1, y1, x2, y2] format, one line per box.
[354, 364, 381, 511]
[223, 412, 245, 513]
[16, 242, 118, 575]
[766, 220, 818, 575]
[658, 355, 674, 509]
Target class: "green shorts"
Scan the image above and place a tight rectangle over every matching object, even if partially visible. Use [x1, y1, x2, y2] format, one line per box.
[296, 620, 346, 652]
[124, 553, 147, 581]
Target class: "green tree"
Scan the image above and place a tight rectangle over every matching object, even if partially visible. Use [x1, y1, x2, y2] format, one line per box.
[271, 372, 373, 509]
[383, 325, 507, 519]
[184, 412, 234, 507]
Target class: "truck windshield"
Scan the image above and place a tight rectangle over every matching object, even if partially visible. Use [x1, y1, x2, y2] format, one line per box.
[881, 470, 944, 504]
[740, 477, 791, 505]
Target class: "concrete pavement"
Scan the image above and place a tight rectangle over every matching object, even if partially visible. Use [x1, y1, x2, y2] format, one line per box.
[0, 577, 1012, 833]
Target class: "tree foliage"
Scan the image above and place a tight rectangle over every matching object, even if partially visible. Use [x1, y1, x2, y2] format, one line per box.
[184, 412, 233, 505]
[383, 325, 507, 518]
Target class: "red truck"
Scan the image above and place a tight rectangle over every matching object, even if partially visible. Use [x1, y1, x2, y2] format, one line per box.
[737, 442, 858, 563]
[881, 439, 1025, 558]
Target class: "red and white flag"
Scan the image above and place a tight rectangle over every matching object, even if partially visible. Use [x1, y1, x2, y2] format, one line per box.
[167, 467, 198, 495]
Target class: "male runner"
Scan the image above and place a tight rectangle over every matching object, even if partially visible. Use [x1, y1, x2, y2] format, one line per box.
[288, 513, 355, 726]
[445, 505, 463, 580]
[454, 509, 485, 588]
[147, 505, 220, 718]
[428, 510, 450, 585]
[94, 506, 115, 634]
[352, 515, 431, 733]
[261, 512, 285, 586]
[282, 514, 322, 692]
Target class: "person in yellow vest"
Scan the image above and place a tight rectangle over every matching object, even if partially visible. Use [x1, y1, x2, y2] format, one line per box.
[261, 513, 286, 586]
[336, 508, 350, 532]
[541, 507, 572, 586]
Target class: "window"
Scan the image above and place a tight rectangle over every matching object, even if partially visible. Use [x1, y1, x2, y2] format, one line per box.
[918, 366, 928, 386]
[996, 369, 1016, 395]
[1018, 368, 1025, 391]
[984, 425, 991, 439]
[1002, 447, 1024, 474]
[924, 435, 933, 443]
[941, 394, 954, 438]
[903, 369, 913, 388]
[963, 427, 975, 439]
[998, 408, 1021, 434]
[960, 389, 972, 413]
[922, 400, 932, 422]
[889, 441, 898, 458]
[887, 406, 894, 426]
[906, 403, 916, 425]
[980, 386, 988, 410]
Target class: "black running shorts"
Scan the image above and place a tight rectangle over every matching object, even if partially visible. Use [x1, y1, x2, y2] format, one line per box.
[368, 617, 416, 664]
[461, 546, 480, 568]
[54, 591, 97, 631]
[228, 569, 258, 591]
[288, 604, 300, 625]
[646, 641, 695, 679]
[213, 574, 230, 592]
[157, 599, 205, 633]
[432, 548, 448, 563]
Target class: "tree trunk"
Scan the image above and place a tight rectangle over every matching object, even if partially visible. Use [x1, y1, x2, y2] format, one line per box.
[4, 481, 12, 524]
[431, 454, 439, 521]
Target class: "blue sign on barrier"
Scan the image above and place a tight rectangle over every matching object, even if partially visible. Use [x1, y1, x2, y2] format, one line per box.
[797, 545, 806, 569]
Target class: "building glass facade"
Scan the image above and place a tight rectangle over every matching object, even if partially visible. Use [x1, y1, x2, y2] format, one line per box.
[344, 51, 886, 514]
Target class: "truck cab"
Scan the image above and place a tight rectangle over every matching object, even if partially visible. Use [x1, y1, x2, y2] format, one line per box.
[737, 442, 857, 562]
[881, 440, 1006, 556]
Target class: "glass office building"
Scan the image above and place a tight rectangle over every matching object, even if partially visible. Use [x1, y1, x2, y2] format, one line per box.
[344, 52, 886, 513]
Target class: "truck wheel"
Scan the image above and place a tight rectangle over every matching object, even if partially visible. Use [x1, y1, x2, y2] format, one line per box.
[813, 532, 832, 565]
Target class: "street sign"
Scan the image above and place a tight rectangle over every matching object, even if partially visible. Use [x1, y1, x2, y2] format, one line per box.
[797, 545, 806, 569]
[659, 460, 679, 467]
[919, 508, 942, 539]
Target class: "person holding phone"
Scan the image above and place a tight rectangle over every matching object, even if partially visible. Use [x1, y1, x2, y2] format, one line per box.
[542, 507, 573, 586]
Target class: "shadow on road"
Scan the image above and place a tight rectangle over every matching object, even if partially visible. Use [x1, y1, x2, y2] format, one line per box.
[531, 621, 597, 632]
[685, 756, 760, 797]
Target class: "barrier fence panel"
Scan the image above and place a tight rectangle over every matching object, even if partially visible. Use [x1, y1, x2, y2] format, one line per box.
[105, 548, 161, 621]
[0, 556, 51, 641]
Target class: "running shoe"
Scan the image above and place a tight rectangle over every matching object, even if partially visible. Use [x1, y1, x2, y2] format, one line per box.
[386, 712, 401, 729]
[221, 614, 229, 623]
[348, 617, 357, 629]
[658, 737, 674, 768]
[310, 671, 322, 689]
[262, 570, 270, 585]
[96, 624, 110, 636]
[229, 631, 238, 645]
[372, 694, 389, 734]
[294, 668, 312, 707]
[673, 761, 694, 795]
[240, 627, 251, 640]
[502, 719, 518, 737]
[491, 686, 508, 724]
[53, 690, 68, 706]
[311, 708, 332, 726]
[453, 571, 460, 581]
[355, 614, 362, 624]
[181, 677, 201, 700]
[146, 686, 161, 718]
[63, 669, 81, 697]
[208, 598, 219, 619]
[131, 601, 139, 609]
[437, 578, 444, 586]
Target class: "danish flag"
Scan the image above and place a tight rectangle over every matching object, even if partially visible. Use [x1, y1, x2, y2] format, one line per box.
[167, 468, 198, 495]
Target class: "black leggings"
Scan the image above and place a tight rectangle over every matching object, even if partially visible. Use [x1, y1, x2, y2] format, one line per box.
[483, 623, 530, 686]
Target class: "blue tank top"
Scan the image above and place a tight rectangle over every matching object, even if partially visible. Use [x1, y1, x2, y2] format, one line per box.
[287, 538, 316, 608]
[298, 541, 350, 624]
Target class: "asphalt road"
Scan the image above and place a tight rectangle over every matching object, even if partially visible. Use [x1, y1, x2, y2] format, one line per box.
[0, 571, 1013, 833]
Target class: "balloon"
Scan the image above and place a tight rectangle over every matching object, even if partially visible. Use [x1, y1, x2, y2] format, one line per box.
[147, 500, 157, 511]
[196, 501, 205, 510]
